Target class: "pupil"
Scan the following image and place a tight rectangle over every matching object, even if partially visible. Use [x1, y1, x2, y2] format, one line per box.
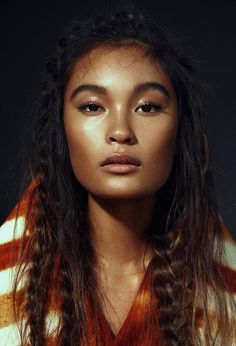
[142, 104, 151, 112]
[90, 104, 99, 111]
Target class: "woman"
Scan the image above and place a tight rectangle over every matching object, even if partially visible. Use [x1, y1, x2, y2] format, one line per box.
[0, 5, 236, 346]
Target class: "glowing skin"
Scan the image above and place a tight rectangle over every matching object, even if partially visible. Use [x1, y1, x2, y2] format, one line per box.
[63, 46, 178, 335]
[64, 48, 177, 197]
[63, 45, 178, 276]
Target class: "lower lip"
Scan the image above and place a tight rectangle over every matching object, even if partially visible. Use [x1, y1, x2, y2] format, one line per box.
[101, 164, 140, 174]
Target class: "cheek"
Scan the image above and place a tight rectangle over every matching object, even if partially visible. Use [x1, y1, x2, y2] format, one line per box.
[143, 125, 177, 186]
[64, 122, 98, 182]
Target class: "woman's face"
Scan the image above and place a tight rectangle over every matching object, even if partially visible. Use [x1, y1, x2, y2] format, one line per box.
[63, 46, 178, 200]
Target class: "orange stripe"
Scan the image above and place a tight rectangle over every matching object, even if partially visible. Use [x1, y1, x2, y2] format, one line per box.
[0, 290, 24, 328]
[221, 222, 236, 243]
[46, 336, 56, 346]
[3, 178, 39, 224]
[0, 239, 22, 271]
[0, 288, 61, 332]
[0, 291, 15, 328]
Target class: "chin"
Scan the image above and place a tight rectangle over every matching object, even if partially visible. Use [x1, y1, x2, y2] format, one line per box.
[88, 186, 157, 201]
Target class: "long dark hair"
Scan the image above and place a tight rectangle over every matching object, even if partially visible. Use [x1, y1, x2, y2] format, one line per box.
[13, 2, 236, 345]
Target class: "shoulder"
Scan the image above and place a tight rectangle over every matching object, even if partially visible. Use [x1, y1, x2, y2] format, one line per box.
[0, 209, 26, 345]
[0, 206, 26, 292]
[198, 220, 236, 344]
[222, 222, 236, 265]
[0, 179, 59, 345]
[0, 178, 39, 277]
[0, 178, 38, 346]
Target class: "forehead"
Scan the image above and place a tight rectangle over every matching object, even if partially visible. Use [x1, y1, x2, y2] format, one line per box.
[74, 44, 163, 74]
[75, 44, 151, 70]
[65, 45, 176, 97]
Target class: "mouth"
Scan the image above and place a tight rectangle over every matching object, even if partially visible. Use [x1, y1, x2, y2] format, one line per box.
[100, 153, 141, 175]
[100, 153, 141, 167]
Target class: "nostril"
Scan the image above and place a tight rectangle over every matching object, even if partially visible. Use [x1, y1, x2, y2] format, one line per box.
[110, 136, 132, 143]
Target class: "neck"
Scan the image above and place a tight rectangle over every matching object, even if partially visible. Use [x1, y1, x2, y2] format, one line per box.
[87, 193, 157, 275]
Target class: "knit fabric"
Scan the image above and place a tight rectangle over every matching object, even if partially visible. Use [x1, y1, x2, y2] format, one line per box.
[0, 183, 236, 345]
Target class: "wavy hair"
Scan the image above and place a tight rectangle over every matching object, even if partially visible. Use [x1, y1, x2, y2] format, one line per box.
[13, 2, 236, 345]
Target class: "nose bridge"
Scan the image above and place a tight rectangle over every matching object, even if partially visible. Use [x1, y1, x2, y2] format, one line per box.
[106, 104, 135, 143]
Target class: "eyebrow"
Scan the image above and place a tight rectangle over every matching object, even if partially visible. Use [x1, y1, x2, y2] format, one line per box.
[69, 81, 171, 101]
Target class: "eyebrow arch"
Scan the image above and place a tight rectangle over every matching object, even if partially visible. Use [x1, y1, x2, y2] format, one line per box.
[69, 81, 171, 101]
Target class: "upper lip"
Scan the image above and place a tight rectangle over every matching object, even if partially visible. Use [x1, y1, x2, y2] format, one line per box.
[100, 153, 141, 166]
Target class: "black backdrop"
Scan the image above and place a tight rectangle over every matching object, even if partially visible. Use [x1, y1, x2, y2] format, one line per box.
[0, 0, 236, 238]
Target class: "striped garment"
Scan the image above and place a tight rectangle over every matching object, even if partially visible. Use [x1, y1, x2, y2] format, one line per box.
[0, 183, 236, 345]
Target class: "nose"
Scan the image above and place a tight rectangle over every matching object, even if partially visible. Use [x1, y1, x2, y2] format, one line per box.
[106, 110, 136, 145]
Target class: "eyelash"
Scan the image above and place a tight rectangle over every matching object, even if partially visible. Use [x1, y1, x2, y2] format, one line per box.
[77, 100, 163, 114]
[137, 100, 163, 113]
[77, 101, 104, 113]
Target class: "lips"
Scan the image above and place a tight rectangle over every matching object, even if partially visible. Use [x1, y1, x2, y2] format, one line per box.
[100, 153, 141, 166]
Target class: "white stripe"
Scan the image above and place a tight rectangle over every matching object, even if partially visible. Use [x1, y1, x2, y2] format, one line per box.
[0, 311, 59, 346]
[46, 310, 60, 337]
[222, 239, 236, 270]
[0, 217, 25, 246]
[0, 265, 26, 295]
[0, 323, 21, 346]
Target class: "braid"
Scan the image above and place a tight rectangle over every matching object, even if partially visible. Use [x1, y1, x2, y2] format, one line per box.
[22, 132, 59, 344]
[150, 230, 194, 346]
[150, 232, 178, 344]
[24, 219, 54, 345]
[171, 234, 195, 345]
[57, 260, 77, 346]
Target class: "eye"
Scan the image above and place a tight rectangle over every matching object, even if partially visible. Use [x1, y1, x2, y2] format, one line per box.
[136, 101, 163, 114]
[77, 101, 104, 114]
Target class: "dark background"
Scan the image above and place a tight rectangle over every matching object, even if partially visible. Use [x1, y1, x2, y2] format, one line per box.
[0, 0, 236, 239]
